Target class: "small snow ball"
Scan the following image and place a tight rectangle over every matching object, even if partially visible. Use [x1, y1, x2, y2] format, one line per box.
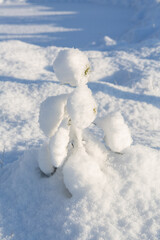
[67, 85, 97, 129]
[104, 36, 116, 46]
[96, 112, 132, 153]
[53, 48, 90, 87]
[39, 94, 68, 137]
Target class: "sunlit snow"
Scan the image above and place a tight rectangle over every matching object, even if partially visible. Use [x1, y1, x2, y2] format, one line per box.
[0, 0, 160, 240]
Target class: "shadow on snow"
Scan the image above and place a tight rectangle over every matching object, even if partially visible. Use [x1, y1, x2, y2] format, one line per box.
[89, 81, 160, 109]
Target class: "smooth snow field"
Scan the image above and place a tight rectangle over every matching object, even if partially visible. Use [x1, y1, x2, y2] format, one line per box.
[0, 0, 160, 240]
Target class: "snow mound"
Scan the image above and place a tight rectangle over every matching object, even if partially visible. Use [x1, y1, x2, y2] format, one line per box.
[96, 112, 132, 153]
[63, 148, 106, 199]
[117, 145, 160, 203]
[1, 145, 160, 240]
[53, 49, 90, 87]
[67, 85, 97, 129]
[39, 94, 68, 137]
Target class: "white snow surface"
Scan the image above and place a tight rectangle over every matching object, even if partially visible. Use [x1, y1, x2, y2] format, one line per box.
[0, 1, 160, 240]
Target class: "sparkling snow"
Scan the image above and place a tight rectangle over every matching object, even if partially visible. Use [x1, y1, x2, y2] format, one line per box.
[0, 0, 160, 240]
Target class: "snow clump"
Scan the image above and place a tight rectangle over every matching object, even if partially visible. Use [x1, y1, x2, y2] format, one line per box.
[53, 48, 90, 87]
[39, 94, 68, 137]
[67, 84, 97, 129]
[49, 119, 70, 168]
[104, 36, 117, 46]
[96, 112, 132, 153]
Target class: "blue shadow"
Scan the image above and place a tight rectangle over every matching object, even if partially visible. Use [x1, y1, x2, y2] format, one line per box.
[89, 81, 160, 109]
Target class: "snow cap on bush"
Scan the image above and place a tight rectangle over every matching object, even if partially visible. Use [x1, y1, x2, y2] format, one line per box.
[39, 94, 68, 137]
[53, 48, 90, 87]
[96, 112, 132, 153]
[67, 85, 97, 129]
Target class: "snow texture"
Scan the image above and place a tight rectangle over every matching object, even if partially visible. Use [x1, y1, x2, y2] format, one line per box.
[0, 0, 160, 239]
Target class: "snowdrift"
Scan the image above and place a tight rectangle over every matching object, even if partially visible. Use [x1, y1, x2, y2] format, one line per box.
[0, 145, 160, 240]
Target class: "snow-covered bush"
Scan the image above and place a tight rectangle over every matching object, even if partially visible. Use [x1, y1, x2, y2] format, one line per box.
[37, 48, 132, 197]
